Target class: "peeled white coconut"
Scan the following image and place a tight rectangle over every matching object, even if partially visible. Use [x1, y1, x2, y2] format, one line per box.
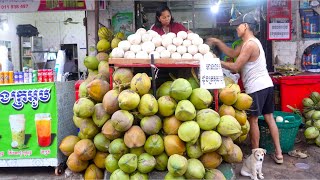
[149, 51, 160, 59]
[182, 53, 193, 59]
[136, 51, 149, 59]
[177, 31, 188, 39]
[124, 51, 135, 59]
[162, 37, 173, 48]
[276, 116, 284, 122]
[176, 46, 187, 55]
[152, 36, 163, 47]
[118, 40, 131, 51]
[130, 44, 142, 53]
[198, 44, 210, 54]
[171, 52, 182, 59]
[183, 40, 192, 47]
[192, 37, 204, 46]
[156, 46, 166, 53]
[127, 34, 141, 45]
[166, 32, 176, 39]
[187, 33, 197, 41]
[203, 52, 214, 60]
[111, 47, 124, 58]
[141, 41, 155, 53]
[147, 30, 158, 38]
[160, 50, 171, 58]
[167, 44, 177, 53]
[187, 45, 198, 55]
[172, 37, 183, 46]
[141, 33, 153, 42]
[193, 53, 203, 60]
[136, 28, 147, 35]
[161, 34, 167, 39]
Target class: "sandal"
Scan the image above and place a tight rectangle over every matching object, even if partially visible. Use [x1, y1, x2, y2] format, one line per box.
[288, 150, 308, 159]
[271, 154, 283, 164]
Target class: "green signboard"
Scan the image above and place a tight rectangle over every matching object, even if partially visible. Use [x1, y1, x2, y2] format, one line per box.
[0, 83, 58, 159]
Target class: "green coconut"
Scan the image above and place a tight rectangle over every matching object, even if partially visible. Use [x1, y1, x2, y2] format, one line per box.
[205, 169, 226, 180]
[155, 153, 169, 171]
[189, 88, 213, 110]
[130, 147, 145, 156]
[196, 108, 220, 130]
[93, 133, 110, 152]
[92, 103, 110, 127]
[130, 73, 151, 96]
[303, 98, 315, 107]
[144, 134, 164, 156]
[175, 100, 196, 121]
[186, 140, 203, 159]
[200, 130, 222, 153]
[138, 94, 158, 116]
[140, 115, 162, 135]
[184, 158, 205, 179]
[164, 173, 185, 180]
[118, 89, 140, 110]
[110, 169, 129, 180]
[108, 138, 129, 160]
[84, 56, 99, 70]
[110, 110, 134, 132]
[170, 78, 193, 101]
[118, 154, 137, 174]
[105, 154, 119, 173]
[178, 121, 200, 144]
[217, 115, 242, 140]
[73, 98, 95, 118]
[137, 153, 157, 173]
[158, 96, 177, 117]
[156, 81, 173, 98]
[304, 127, 319, 139]
[130, 172, 148, 180]
[167, 154, 188, 176]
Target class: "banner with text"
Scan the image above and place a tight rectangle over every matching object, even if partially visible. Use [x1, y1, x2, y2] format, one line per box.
[0, 83, 58, 160]
[0, 0, 87, 12]
[267, 0, 292, 40]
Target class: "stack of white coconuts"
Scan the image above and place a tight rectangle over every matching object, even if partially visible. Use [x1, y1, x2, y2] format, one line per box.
[111, 28, 215, 60]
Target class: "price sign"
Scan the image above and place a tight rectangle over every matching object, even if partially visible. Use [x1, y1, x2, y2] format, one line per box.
[267, 0, 292, 40]
[200, 58, 225, 89]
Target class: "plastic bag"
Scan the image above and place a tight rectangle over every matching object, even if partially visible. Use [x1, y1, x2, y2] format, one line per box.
[222, 68, 240, 84]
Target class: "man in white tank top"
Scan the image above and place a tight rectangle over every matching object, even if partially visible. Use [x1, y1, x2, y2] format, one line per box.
[206, 13, 283, 164]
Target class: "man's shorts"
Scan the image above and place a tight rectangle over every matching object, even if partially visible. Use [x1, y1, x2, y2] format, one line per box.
[247, 87, 274, 117]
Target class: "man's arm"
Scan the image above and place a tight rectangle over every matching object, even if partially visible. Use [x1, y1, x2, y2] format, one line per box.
[221, 41, 255, 73]
[206, 38, 242, 58]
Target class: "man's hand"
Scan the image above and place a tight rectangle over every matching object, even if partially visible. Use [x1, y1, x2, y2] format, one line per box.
[205, 38, 221, 46]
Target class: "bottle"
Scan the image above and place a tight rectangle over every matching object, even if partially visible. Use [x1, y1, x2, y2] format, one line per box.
[305, 18, 310, 34]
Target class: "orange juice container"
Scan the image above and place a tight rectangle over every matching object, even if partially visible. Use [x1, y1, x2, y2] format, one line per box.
[3, 71, 9, 84]
[0, 72, 4, 84]
[8, 71, 14, 84]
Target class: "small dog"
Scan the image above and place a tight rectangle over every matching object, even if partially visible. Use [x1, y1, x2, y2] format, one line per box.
[241, 148, 267, 180]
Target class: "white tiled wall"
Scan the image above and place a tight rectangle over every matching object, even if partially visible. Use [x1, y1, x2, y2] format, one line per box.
[0, 11, 86, 71]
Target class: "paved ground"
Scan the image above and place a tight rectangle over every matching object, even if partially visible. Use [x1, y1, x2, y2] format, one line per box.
[0, 130, 319, 180]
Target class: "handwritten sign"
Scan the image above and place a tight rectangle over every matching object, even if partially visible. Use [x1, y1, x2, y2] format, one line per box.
[200, 58, 225, 89]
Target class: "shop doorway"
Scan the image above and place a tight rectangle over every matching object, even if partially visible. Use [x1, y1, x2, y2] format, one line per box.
[60, 43, 79, 81]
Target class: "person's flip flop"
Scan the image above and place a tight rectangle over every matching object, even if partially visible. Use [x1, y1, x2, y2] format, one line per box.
[288, 150, 308, 159]
[271, 154, 284, 164]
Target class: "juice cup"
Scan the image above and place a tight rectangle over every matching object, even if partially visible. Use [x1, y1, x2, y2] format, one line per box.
[35, 113, 51, 147]
[9, 114, 26, 148]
